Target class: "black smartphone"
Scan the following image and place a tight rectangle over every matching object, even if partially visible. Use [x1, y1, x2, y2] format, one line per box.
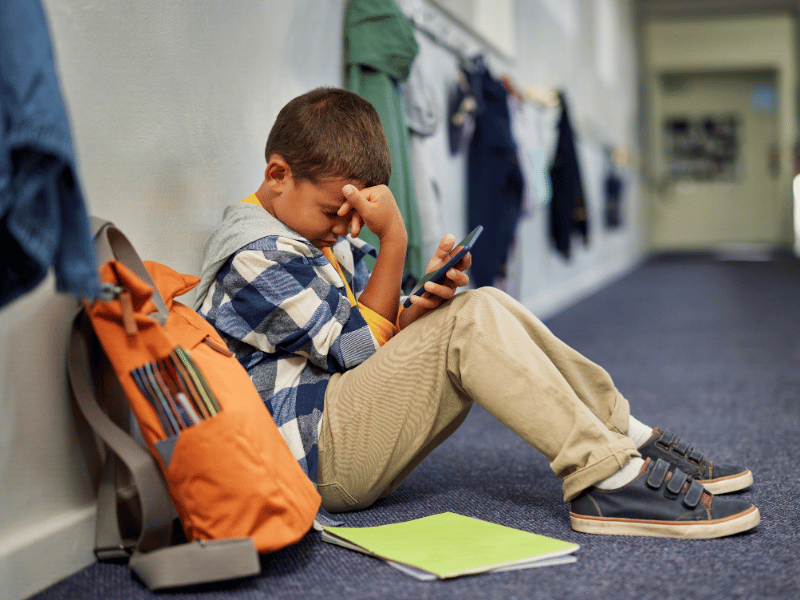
[402, 225, 483, 308]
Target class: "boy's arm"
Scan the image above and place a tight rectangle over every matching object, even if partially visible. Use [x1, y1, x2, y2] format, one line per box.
[340, 184, 407, 326]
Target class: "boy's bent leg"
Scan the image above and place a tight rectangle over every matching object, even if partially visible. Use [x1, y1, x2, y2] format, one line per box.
[318, 288, 639, 510]
[449, 289, 759, 538]
[480, 289, 755, 496]
[317, 316, 473, 513]
[443, 289, 639, 501]
[480, 286, 631, 436]
[375, 404, 473, 502]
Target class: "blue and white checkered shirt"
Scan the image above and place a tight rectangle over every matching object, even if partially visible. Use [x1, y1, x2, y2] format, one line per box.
[196, 202, 378, 483]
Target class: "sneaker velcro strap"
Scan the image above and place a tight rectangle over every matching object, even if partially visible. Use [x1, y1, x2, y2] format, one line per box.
[674, 440, 690, 455]
[647, 458, 671, 489]
[688, 449, 704, 463]
[658, 430, 677, 448]
[683, 480, 705, 508]
[666, 469, 688, 495]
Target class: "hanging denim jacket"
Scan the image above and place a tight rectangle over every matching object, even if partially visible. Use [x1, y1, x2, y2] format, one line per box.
[0, 0, 100, 307]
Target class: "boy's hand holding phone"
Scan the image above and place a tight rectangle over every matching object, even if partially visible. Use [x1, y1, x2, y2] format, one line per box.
[414, 233, 473, 306]
[398, 232, 474, 329]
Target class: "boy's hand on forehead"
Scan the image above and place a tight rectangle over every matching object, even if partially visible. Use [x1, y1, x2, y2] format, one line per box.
[341, 184, 407, 244]
[342, 184, 406, 325]
[337, 190, 366, 238]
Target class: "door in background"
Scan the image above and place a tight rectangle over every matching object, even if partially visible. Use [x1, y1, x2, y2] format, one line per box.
[648, 70, 782, 251]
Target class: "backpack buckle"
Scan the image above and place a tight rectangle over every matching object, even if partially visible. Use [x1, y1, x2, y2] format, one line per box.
[94, 542, 136, 563]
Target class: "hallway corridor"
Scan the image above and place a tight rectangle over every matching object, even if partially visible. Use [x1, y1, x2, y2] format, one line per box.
[33, 253, 800, 600]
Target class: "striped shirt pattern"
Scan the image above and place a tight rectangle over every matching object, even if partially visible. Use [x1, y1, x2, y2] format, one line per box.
[199, 234, 378, 482]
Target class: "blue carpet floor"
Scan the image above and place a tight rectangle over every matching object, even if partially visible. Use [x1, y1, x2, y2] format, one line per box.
[32, 253, 800, 600]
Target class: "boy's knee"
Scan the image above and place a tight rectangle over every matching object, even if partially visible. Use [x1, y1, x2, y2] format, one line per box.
[439, 288, 498, 335]
[451, 287, 502, 315]
[478, 285, 514, 303]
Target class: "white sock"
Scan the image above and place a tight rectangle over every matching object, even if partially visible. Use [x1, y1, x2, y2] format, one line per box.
[588, 416, 653, 491]
[627, 415, 654, 448]
[593, 457, 645, 490]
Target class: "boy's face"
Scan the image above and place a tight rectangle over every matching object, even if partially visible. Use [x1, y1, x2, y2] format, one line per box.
[271, 174, 361, 249]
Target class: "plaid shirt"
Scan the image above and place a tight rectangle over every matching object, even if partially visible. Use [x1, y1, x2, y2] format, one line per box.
[199, 229, 378, 483]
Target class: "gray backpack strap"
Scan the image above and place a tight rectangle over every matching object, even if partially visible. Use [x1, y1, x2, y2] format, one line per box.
[67, 312, 177, 556]
[90, 217, 169, 324]
[66, 219, 261, 589]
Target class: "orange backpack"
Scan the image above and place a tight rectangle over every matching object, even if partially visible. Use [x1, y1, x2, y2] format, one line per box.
[68, 220, 321, 589]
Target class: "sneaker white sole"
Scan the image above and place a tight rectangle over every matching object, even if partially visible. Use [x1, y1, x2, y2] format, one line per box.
[570, 505, 760, 539]
[699, 469, 753, 495]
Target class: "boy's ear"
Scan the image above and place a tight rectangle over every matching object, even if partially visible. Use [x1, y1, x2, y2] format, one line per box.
[265, 156, 292, 193]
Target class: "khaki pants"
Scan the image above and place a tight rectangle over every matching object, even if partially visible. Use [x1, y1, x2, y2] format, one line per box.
[317, 287, 639, 512]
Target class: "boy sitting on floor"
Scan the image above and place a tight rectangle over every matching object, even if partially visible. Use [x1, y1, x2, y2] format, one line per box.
[195, 87, 758, 538]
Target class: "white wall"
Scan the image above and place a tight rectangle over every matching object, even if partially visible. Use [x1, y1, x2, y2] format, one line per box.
[404, 0, 644, 316]
[0, 1, 643, 598]
[512, 0, 644, 315]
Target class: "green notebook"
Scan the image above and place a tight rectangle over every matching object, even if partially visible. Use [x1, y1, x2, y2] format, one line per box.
[321, 512, 579, 580]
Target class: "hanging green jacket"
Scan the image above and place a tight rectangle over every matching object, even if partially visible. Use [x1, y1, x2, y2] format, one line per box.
[344, 0, 424, 282]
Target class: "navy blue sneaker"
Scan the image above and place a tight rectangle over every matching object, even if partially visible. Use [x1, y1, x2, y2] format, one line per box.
[638, 428, 752, 494]
[570, 458, 760, 538]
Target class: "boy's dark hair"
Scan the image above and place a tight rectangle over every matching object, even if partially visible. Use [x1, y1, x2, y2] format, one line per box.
[265, 87, 391, 187]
